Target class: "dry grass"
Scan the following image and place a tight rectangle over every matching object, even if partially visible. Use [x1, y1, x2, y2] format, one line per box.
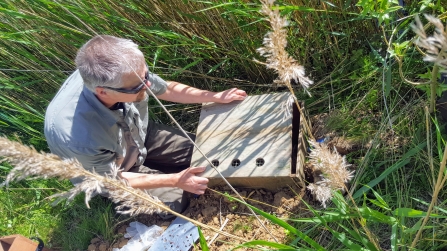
[0, 136, 246, 242]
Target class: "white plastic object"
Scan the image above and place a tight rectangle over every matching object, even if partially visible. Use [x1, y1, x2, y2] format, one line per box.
[113, 221, 163, 251]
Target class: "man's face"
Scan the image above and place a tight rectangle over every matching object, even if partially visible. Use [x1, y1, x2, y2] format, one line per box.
[110, 64, 150, 103]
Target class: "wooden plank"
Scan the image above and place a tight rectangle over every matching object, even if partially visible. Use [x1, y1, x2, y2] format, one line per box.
[207, 176, 302, 191]
[192, 93, 297, 182]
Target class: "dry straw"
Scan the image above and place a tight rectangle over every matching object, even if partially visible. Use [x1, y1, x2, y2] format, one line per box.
[411, 14, 447, 71]
[256, 0, 314, 140]
[307, 140, 354, 208]
[0, 136, 247, 242]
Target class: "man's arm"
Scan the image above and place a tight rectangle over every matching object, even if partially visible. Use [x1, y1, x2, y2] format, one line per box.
[156, 81, 247, 104]
[120, 166, 209, 195]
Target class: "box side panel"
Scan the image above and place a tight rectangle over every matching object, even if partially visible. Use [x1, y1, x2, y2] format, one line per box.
[207, 176, 301, 191]
[291, 101, 307, 185]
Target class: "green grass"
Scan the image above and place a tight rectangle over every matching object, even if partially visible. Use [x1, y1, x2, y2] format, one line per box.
[0, 163, 70, 241]
[1, 0, 447, 250]
[50, 195, 117, 250]
[0, 163, 117, 250]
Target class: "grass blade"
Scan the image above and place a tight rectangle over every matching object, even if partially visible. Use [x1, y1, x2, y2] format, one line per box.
[393, 208, 446, 218]
[234, 240, 297, 250]
[197, 227, 209, 251]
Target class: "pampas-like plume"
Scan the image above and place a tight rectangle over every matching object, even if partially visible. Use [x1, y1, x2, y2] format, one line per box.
[257, 0, 315, 143]
[0, 136, 163, 214]
[0, 137, 248, 241]
[307, 140, 354, 208]
[257, 0, 313, 94]
[411, 14, 447, 72]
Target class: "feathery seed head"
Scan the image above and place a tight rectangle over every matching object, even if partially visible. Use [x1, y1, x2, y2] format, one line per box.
[411, 15, 447, 72]
[0, 136, 165, 215]
[307, 140, 354, 207]
[257, 0, 313, 94]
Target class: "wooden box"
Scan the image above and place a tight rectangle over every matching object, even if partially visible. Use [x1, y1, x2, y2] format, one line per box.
[0, 235, 51, 251]
[191, 92, 307, 190]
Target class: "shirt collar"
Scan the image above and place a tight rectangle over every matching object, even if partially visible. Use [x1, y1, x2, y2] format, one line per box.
[81, 85, 121, 127]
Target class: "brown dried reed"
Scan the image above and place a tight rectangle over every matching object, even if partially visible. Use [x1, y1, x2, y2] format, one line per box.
[0, 136, 247, 242]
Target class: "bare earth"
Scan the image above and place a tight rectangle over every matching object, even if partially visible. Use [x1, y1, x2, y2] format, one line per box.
[87, 184, 312, 251]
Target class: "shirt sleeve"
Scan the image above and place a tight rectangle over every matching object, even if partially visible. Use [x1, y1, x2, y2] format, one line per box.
[147, 72, 168, 96]
[59, 146, 118, 184]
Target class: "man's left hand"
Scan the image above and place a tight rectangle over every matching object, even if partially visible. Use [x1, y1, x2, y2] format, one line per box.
[213, 88, 247, 103]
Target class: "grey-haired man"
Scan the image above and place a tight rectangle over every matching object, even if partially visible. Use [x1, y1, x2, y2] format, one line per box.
[44, 35, 247, 214]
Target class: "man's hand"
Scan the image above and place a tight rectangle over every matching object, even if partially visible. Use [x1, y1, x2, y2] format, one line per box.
[213, 88, 247, 103]
[175, 166, 209, 194]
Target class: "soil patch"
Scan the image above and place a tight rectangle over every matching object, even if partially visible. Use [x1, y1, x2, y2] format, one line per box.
[89, 185, 313, 251]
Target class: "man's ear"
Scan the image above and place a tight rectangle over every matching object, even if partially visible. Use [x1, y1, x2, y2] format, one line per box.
[95, 86, 107, 97]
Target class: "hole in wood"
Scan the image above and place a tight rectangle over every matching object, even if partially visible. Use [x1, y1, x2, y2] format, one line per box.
[231, 159, 241, 167]
[256, 158, 265, 166]
[211, 159, 219, 167]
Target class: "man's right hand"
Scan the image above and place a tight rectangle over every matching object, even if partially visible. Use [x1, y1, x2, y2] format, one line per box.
[175, 166, 209, 194]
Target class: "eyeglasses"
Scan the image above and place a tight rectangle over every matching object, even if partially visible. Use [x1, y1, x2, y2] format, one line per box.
[101, 70, 149, 94]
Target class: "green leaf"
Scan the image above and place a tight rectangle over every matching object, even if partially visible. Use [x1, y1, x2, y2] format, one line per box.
[392, 41, 409, 57]
[358, 206, 397, 225]
[332, 191, 348, 214]
[197, 227, 209, 251]
[275, 6, 316, 12]
[383, 6, 402, 14]
[353, 142, 426, 199]
[195, 2, 237, 13]
[300, 194, 370, 250]
[291, 213, 354, 223]
[237, 240, 297, 250]
[431, 115, 446, 163]
[0, 7, 37, 19]
[207, 59, 228, 74]
[412, 197, 447, 215]
[0, 165, 11, 171]
[403, 218, 423, 234]
[393, 208, 446, 218]
[370, 186, 390, 210]
[391, 223, 398, 251]
[172, 58, 203, 77]
[385, 65, 391, 97]
[330, 231, 366, 251]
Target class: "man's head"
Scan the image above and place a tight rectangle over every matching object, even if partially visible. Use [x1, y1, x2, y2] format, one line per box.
[76, 35, 148, 105]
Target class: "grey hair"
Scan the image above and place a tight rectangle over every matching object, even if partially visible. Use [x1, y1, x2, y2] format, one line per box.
[75, 35, 145, 92]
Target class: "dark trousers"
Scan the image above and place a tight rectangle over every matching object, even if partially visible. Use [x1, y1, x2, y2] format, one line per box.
[128, 121, 196, 215]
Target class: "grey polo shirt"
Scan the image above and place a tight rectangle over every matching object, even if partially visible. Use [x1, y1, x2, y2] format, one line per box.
[44, 70, 168, 178]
